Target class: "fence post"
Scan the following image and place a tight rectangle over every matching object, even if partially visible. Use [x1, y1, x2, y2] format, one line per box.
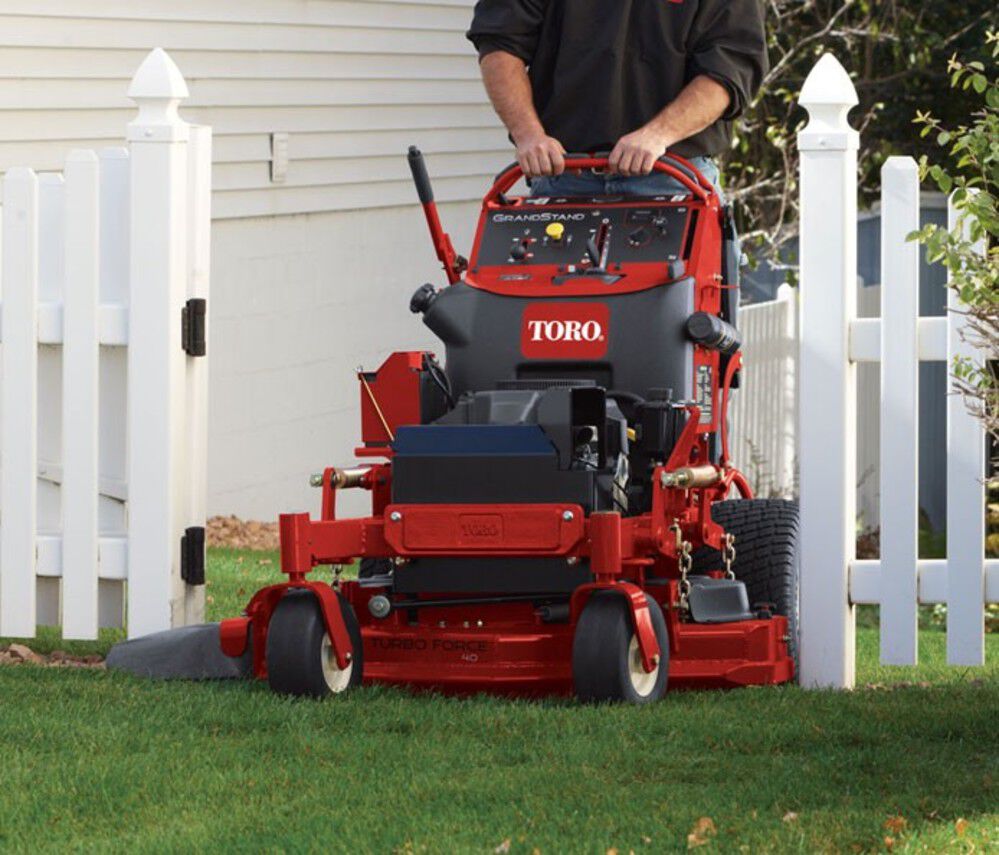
[946, 196, 986, 665]
[62, 150, 102, 639]
[182, 123, 212, 626]
[797, 54, 859, 688]
[879, 157, 921, 664]
[0, 169, 40, 638]
[125, 48, 191, 637]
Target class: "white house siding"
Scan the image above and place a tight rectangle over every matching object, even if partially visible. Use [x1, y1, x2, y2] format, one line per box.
[0, 0, 511, 518]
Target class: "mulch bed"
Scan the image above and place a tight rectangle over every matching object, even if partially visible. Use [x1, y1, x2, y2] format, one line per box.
[0, 643, 105, 669]
[207, 516, 280, 551]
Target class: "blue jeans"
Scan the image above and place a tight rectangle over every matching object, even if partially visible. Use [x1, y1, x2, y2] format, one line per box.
[529, 156, 721, 198]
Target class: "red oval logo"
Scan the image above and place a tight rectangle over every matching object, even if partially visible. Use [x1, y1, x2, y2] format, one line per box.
[521, 303, 609, 359]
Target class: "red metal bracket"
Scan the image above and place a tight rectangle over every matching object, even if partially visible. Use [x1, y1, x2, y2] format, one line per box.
[382, 503, 585, 556]
[306, 581, 354, 671]
[219, 616, 250, 657]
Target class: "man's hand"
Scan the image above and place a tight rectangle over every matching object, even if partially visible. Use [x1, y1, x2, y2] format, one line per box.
[608, 126, 672, 176]
[515, 133, 566, 177]
[609, 77, 732, 176]
[478, 52, 566, 179]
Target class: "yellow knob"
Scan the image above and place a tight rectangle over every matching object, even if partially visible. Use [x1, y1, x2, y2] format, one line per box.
[546, 222, 565, 241]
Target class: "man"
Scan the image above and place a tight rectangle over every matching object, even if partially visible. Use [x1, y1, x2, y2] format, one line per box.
[467, 0, 767, 197]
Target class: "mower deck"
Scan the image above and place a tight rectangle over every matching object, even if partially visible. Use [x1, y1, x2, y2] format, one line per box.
[350, 585, 792, 695]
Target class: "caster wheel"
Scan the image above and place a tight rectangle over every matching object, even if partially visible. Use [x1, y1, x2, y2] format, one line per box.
[572, 591, 669, 704]
[266, 589, 363, 698]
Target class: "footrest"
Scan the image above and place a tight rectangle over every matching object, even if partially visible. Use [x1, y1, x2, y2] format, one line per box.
[688, 576, 755, 624]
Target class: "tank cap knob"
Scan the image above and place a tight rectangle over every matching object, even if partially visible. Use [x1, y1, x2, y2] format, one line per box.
[410, 282, 437, 314]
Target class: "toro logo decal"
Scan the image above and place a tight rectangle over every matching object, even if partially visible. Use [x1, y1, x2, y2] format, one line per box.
[521, 302, 609, 360]
[458, 514, 503, 544]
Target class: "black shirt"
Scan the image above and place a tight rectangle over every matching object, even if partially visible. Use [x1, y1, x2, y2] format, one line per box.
[467, 0, 768, 158]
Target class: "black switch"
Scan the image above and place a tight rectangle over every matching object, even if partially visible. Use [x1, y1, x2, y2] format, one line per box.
[510, 243, 528, 261]
[628, 227, 649, 247]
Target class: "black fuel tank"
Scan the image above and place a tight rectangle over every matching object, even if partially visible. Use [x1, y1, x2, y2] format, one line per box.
[420, 281, 694, 399]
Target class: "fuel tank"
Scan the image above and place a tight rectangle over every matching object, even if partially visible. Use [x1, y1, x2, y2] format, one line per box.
[420, 280, 694, 399]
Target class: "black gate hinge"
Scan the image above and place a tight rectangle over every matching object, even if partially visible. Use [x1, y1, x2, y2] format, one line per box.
[182, 298, 207, 357]
[181, 526, 206, 586]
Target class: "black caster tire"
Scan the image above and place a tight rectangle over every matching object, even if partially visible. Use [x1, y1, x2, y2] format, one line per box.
[266, 589, 363, 698]
[572, 591, 669, 704]
[692, 498, 800, 664]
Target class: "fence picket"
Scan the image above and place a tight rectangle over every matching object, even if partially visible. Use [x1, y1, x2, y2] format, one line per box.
[730, 284, 796, 496]
[36, 173, 66, 627]
[0, 168, 40, 638]
[97, 146, 130, 629]
[61, 150, 101, 640]
[878, 158, 921, 664]
[945, 196, 986, 665]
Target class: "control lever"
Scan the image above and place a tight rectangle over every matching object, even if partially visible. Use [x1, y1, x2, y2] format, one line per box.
[584, 223, 612, 274]
[407, 146, 464, 285]
[586, 236, 601, 267]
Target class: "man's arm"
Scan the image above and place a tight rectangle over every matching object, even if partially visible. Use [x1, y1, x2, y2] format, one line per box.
[480, 51, 565, 178]
[608, 75, 731, 176]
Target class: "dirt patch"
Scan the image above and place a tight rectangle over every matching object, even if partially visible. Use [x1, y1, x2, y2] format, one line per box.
[0, 643, 105, 669]
[207, 516, 280, 551]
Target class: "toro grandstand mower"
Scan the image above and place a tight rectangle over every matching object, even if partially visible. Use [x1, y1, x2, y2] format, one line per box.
[218, 149, 799, 703]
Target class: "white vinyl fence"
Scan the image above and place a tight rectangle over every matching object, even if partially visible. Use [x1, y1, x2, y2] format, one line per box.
[794, 55, 997, 688]
[0, 49, 210, 641]
[730, 285, 798, 499]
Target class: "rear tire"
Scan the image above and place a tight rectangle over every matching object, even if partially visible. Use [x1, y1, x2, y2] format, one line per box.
[572, 591, 669, 704]
[266, 589, 363, 698]
[692, 499, 799, 663]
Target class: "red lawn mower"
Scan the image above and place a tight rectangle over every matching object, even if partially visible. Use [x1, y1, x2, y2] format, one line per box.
[219, 149, 799, 703]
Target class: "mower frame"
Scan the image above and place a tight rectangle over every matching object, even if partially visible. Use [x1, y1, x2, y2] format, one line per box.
[220, 153, 794, 697]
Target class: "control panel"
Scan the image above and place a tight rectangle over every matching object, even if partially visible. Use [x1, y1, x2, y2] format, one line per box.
[474, 202, 690, 269]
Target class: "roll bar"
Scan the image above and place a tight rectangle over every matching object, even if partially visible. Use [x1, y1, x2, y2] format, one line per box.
[484, 153, 714, 205]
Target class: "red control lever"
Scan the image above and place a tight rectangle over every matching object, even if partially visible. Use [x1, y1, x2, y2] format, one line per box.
[408, 146, 465, 285]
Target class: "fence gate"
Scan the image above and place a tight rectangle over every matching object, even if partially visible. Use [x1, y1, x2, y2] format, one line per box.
[796, 54, 996, 688]
[0, 48, 210, 641]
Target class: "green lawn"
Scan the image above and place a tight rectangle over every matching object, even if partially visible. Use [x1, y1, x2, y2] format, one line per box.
[0, 550, 996, 854]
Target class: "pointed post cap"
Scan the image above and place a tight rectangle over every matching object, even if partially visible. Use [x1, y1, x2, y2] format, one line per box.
[800, 54, 857, 108]
[128, 48, 189, 100]
[798, 54, 859, 148]
[127, 48, 190, 141]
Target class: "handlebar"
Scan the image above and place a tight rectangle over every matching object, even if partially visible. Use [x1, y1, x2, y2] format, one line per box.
[484, 153, 714, 206]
